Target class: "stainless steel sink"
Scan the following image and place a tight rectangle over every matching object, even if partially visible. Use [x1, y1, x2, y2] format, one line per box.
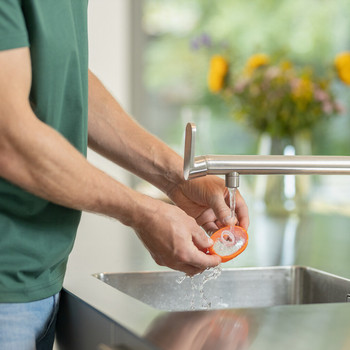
[93, 266, 350, 311]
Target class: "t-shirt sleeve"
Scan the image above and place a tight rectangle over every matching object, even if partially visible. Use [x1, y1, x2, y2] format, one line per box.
[0, 0, 29, 51]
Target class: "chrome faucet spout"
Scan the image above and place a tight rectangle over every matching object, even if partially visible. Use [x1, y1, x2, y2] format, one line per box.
[183, 123, 350, 182]
[226, 172, 240, 188]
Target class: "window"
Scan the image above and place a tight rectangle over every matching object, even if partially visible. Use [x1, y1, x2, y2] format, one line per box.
[132, 0, 350, 157]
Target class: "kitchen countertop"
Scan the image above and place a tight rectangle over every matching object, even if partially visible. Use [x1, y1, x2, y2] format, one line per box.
[63, 181, 350, 350]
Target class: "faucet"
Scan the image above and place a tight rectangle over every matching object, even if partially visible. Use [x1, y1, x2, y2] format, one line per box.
[183, 123, 350, 189]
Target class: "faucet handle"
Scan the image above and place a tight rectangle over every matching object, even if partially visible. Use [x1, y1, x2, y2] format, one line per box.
[184, 123, 196, 180]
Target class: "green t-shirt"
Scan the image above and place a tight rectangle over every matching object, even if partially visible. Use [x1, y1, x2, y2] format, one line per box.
[0, 0, 89, 302]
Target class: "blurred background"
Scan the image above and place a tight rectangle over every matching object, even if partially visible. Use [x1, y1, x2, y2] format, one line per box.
[87, 0, 350, 176]
[133, 0, 350, 212]
[67, 0, 350, 278]
[136, 0, 350, 155]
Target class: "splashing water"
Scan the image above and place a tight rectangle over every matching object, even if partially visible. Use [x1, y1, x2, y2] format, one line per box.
[176, 265, 222, 310]
[175, 189, 237, 309]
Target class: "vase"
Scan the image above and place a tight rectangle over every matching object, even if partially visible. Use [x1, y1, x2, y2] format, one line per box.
[254, 133, 312, 216]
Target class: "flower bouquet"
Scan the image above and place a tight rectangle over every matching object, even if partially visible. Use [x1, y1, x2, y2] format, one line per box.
[207, 52, 350, 138]
[204, 47, 350, 215]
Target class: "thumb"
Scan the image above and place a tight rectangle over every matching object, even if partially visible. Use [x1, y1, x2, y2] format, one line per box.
[210, 195, 234, 227]
[192, 228, 214, 251]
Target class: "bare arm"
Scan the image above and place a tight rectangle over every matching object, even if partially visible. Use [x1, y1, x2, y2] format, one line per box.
[87, 71, 184, 195]
[0, 47, 221, 274]
[0, 48, 137, 223]
[87, 71, 249, 232]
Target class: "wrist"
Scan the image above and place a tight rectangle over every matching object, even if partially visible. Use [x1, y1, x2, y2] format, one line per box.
[161, 154, 185, 199]
[120, 190, 160, 231]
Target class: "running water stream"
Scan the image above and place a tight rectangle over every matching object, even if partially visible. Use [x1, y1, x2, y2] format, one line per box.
[228, 187, 237, 226]
[175, 187, 237, 309]
[211, 187, 244, 256]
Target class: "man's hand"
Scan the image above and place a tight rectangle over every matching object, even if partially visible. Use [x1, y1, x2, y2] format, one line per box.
[167, 176, 249, 235]
[87, 72, 249, 273]
[130, 195, 222, 276]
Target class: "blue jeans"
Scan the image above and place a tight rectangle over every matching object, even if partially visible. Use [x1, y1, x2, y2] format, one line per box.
[0, 292, 60, 350]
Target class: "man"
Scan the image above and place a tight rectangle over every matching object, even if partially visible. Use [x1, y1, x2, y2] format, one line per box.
[0, 1, 249, 349]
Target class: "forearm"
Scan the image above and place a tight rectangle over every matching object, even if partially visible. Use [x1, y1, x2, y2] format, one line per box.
[86, 72, 250, 232]
[0, 104, 154, 226]
[87, 70, 184, 196]
[0, 47, 223, 275]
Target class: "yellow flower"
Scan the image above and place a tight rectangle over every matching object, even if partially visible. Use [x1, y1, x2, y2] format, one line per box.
[292, 77, 313, 109]
[208, 74, 224, 93]
[208, 55, 229, 93]
[334, 52, 350, 85]
[209, 55, 229, 75]
[280, 60, 293, 71]
[244, 53, 270, 76]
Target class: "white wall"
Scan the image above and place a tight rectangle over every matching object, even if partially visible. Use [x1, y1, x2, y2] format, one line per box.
[87, 0, 132, 180]
[66, 0, 135, 276]
[88, 0, 131, 110]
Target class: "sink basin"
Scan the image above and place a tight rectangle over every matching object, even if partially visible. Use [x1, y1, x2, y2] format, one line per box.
[93, 266, 350, 311]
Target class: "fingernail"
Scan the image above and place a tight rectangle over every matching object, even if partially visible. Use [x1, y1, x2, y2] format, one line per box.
[208, 237, 214, 245]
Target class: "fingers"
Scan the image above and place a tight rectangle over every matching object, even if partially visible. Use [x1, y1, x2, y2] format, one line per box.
[195, 210, 232, 236]
[192, 229, 214, 250]
[196, 208, 229, 234]
[171, 232, 222, 275]
[209, 189, 249, 231]
[208, 194, 233, 227]
[202, 222, 219, 236]
[158, 246, 221, 276]
[196, 208, 219, 235]
[173, 175, 250, 238]
[177, 253, 222, 276]
[190, 248, 222, 269]
[180, 229, 221, 273]
[139, 204, 221, 276]
[175, 247, 222, 276]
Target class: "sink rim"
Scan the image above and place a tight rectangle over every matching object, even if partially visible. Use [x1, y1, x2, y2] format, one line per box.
[92, 265, 350, 311]
[93, 265, 350, 281]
